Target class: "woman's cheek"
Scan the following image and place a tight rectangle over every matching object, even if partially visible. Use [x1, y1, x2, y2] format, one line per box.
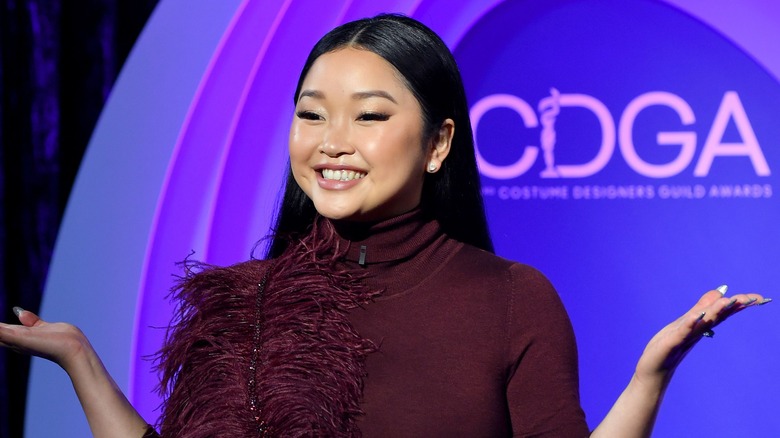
[287, 136, 311, 194]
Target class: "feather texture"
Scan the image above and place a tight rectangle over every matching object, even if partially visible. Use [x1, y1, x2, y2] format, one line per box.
[155, 217, 379, 437]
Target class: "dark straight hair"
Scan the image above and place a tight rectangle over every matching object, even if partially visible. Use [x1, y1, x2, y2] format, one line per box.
[266, 14, 493, 258]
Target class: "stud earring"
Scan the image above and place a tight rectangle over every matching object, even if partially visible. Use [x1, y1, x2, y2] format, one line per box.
[428, 163, 437, 173]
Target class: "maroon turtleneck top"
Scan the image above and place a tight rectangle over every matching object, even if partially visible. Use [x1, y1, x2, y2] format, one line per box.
[154, 210, 589, 437]
[334, 210, 590, 437]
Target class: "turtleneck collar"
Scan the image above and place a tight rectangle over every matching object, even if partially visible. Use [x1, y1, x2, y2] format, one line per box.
[331, 208, 443, 266]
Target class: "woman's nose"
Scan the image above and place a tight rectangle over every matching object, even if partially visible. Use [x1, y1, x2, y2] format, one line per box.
[320, 122, 355, 157]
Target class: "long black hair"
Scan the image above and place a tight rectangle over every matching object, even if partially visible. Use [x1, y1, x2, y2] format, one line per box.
[266, 14, 493, 258]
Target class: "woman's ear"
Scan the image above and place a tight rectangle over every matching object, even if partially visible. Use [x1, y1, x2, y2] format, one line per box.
[426, 118, 454, 173]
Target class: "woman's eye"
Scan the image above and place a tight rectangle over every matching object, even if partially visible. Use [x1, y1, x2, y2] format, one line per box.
[358, 112, 390, 122]
[296, 110, 323, 121]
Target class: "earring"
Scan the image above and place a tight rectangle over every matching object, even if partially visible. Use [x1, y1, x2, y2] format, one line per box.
[428, 163, 437, 173]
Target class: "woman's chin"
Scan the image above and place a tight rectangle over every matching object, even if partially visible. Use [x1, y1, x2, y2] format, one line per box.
[314, 206, 384, 223]
[313, 204, 361, 221]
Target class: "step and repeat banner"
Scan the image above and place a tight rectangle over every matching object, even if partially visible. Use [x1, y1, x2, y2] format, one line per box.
[29, 0, 778, 436]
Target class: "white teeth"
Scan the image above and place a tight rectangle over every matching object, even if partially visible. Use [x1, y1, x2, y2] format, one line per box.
[321, 169, 366, 181]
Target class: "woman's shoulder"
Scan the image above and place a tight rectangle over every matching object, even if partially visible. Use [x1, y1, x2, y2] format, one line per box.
[451, 243, 561, 302]
[455, 243, 550, 279]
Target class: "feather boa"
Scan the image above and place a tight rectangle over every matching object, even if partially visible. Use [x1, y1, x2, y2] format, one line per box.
[155, 218, 380, 437]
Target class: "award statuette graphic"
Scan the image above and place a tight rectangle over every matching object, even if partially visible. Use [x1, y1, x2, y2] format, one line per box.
[539, 87, 561, 178]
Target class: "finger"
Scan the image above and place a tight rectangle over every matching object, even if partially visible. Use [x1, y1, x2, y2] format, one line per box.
[692, 288, 728, 309]
[0, 336, 31, 355]
[693, 291, 770, 340]
[684, 286, 733, 335]
[12, 307, 44, 328]
[687, 311, 713, 341]
[0, 320, 80, 363]
[683, 287, 730, 328]
[0, 323, 34, 353]
[717, 293, 767, 320]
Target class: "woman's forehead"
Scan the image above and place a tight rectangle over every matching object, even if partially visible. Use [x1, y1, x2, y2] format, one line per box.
[301, 48, 409, 95]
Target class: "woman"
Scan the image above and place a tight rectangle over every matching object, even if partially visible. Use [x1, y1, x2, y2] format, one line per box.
[0, 14, 769, 437]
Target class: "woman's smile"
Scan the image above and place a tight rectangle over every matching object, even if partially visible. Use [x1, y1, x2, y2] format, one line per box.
[314, 165, 368, 190]
[289, 47, 431, 222]
[320, 169, 366, 182]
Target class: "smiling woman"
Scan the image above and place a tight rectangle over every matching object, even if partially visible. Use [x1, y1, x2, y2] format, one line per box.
[289, 47, 451, 222]
[0, 13, 770, 438]
[268, 14, 492, 261]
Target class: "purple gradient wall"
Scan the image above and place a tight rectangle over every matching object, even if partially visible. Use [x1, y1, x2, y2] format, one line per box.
[28, 1, 779, 436]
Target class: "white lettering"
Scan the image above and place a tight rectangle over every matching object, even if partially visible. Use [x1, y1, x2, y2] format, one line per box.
[555, 94, 615, 177]
[694, 91, 770, 176]
[619, 92, 696, 178]
[496, 185, 569, 200]
[658, 184, 707, 199]
[708, 183, 772, 198]
[471, 94, 538, 179]
[471, 90, 769, 179]
[572, 184, 655, 200]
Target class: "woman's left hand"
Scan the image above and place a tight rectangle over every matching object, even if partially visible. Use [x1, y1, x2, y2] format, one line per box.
[635, 285, 769, 386]
[592, 286, 769, 438]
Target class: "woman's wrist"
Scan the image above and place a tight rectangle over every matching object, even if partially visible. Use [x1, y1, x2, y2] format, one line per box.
[58, 327, 94, 374]
[629, 369, 672, 402]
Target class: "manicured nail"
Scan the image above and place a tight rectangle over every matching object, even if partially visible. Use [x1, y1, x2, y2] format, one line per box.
[723, 298, 738, 310]
[716, 285, 728, 295]
[695, 311, 706, 322]
[12, 307, 23, 317]
[759, 298, 773, 305]
[746, 297, 758, 306]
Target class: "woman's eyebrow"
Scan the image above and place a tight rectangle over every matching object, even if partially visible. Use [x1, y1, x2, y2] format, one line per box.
[298, 89, 324, 100]
[352, 90, 397, 104]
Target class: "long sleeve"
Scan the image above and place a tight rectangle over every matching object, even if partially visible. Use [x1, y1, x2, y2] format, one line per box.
[505, 264, 590, 437]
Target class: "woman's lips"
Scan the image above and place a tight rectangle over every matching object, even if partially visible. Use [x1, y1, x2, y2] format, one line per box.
[315, 166, 367, 190]
[321, 168, 366, 181]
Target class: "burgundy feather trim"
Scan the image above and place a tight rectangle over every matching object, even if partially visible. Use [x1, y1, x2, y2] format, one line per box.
[155, 218, 379, 437]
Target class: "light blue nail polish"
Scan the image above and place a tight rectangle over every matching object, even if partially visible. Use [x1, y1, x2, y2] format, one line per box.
[716, 285, 728, 295]
[12, 307, 23, 317]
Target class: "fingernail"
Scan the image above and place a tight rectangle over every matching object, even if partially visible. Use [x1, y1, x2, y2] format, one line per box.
[12, 307, 23, 317]
[746, 297, 758, 306]
[723, 298, 738, 310]
[759, 298, 773, 305]
[716, 285, 728, 295]
[695, 311, 706, 322]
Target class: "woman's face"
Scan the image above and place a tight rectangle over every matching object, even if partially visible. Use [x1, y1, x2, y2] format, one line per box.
[289, 47, 437, 222]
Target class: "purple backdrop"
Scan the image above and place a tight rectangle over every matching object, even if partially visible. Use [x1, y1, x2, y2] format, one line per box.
[28, 0, 779, 436]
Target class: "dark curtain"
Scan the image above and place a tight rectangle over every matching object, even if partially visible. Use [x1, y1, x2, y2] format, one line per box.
[0, 1, 158, 436]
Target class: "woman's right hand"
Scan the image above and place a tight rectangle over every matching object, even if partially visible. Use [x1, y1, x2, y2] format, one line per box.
[1, 307, 152, 437]
[0, 307, 90, 372]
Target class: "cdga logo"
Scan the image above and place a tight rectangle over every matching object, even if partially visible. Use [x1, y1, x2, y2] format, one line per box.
[470, 88, 771, 180]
